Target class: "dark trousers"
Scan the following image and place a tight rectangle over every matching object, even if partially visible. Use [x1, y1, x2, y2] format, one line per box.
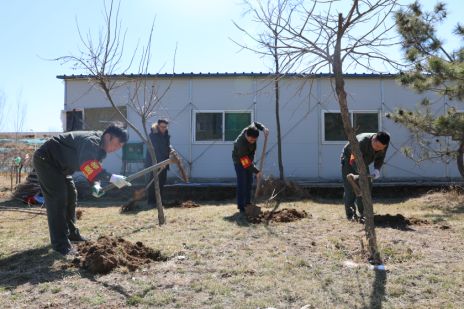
[234, 163, 253, 211]
[33, 153, 79, 253]
[341, 159, 372, 218]
[64, 175, 78, 236]
[146, 168, 167, 206]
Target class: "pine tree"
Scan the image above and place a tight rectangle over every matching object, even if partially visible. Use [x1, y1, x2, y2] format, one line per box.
[387, 1, 464, 177]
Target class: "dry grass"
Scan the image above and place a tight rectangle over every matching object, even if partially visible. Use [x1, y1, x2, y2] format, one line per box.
[1, 185, 464, 308]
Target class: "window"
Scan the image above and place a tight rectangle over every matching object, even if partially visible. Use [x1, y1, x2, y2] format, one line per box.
[195, 111, 252, 142]
[195, 112, 222, 141]
[65, 109, 83, 131]
[225, 112, 252, 141]
[353, 113, 379, 134]
[323, 111, 379, 142]
[324, 113, 347, 141]
[83, 106, 127, 131]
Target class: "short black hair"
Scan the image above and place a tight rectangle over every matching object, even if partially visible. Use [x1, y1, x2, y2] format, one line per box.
[376, 131, 390, 145]
[245, 126, 260, 138]
[103, 122, 128, 144]
[157, 119, 169, 125]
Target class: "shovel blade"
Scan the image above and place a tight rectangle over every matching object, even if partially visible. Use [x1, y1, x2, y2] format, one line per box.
[245, 203, 262, 218]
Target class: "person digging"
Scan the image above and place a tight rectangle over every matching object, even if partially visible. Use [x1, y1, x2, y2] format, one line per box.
[340, 131, 390, 222]
[232, 121, 269, 217]
[33, 122, 131, 255]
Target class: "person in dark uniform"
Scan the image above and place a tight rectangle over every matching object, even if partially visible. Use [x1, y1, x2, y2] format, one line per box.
[340, 131, 390, 221]
[33, 122, 130, 255]
[145, 119, 172, 208]
[232, 122, 269, 213]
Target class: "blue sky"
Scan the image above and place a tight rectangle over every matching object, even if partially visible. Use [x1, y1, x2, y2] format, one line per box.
[0, 0, 460, 132]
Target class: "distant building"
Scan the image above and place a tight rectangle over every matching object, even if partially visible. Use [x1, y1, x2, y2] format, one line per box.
[57, 73, 463, 183]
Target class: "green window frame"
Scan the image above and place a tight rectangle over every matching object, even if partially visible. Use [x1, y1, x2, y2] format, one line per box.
[194, 111, 252, 142]
[323, 111, 379, 142]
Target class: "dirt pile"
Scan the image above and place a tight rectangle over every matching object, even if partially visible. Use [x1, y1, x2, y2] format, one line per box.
[258, 177, 307, 199]
[181, 200, 200, 208]
[71, 236, 167, 274]
[374, 214, 430, 229]
[247, 208, 309, 223]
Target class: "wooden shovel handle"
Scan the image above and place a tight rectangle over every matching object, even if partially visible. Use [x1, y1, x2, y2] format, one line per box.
[170, 150, 189, 183]
[255, 133, 268, 198]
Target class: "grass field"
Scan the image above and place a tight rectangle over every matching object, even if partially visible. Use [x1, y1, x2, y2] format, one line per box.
[1, 183, 464, 308]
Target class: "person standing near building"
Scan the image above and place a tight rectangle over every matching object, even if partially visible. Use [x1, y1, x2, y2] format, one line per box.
[33, 122, 131, 255]
[145, 119, 172, 208]
[232, 122, 269, 214]
[340, 131, 390, 221]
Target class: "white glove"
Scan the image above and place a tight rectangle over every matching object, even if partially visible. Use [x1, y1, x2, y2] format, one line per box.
[91, 182, 105, 198]
[371, 169, 381, 180]
[110, 174, 132, 188]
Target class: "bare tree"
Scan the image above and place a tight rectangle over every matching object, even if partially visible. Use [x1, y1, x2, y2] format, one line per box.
[267, 0, 403, 263]
[233, 0, 295, 181]
[55, 0, 176, 225]
[12, 90, 27, 141]
[0, 90, 7, 131]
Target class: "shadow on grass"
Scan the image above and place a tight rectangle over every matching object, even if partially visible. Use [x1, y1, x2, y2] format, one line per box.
[81, 272, 158, 303]
[0, 246, 74, 289]
[365, 269, 387, 309]
[372, 214, 417, 231]
[223, 212, 251, 227]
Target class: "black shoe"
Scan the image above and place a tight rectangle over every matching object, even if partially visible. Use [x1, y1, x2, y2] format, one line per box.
[68, 230, 87, 242]
[347, 213, 360, 222]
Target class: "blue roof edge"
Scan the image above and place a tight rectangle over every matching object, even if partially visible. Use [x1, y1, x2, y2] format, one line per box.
[56, 72, 400, 80]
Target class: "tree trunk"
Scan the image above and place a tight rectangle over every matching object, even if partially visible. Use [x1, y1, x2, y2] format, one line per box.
[457, 141, 464, 178]
[274, 35, 284, 181]
[146, 138, 166, 225]
[334, 13, 380, 263]
[275, 76, 284, 181]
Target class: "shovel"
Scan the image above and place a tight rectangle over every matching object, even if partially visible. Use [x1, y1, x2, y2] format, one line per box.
[245, 131, 269, 219]
[103, 150, 188, 194]
[346, 173, 373, 197]
[254, 131, 269, 198]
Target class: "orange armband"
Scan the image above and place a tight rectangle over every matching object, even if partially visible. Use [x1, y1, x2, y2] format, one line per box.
[349, 154, 356, 166]
[80, 160, 103, 181]
[240, 156, 252, 169]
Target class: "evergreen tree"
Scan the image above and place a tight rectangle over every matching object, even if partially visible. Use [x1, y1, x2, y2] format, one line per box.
[387, 1, 464, 177]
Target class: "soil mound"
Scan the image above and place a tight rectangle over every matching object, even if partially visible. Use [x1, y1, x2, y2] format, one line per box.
[374, 214, 429, 229]
[181, 200, 200, 208]
[248, 208, 309, 223]
[72, 236, 167, 274]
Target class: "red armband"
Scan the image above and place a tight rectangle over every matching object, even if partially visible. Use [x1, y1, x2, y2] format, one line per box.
[80, 160, 103, 181]
[349, 154, 356, 166]
[240, 156, 252, 169]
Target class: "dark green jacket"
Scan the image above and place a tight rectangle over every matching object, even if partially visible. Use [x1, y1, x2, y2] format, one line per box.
[35, 131, 111, 182]
[232, 122, 264, 173]
[342, 133, 388, 172]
